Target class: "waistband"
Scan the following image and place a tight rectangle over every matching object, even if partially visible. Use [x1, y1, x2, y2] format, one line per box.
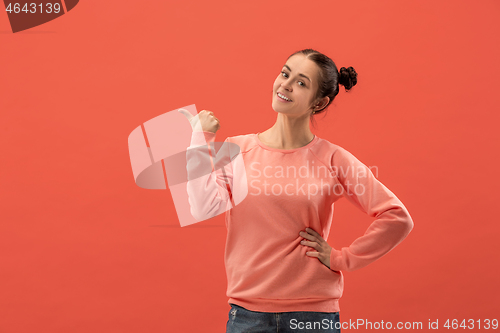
[228, 297, 340, 313]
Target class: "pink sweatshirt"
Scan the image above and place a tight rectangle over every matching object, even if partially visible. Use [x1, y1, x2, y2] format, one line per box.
[186, 131, 413, 313]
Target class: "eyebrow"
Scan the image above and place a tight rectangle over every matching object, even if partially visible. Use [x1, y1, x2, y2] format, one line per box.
[283, 64, 311, 83]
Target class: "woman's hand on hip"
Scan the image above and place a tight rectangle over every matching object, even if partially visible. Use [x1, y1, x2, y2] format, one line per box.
[300, 227, 333, 269]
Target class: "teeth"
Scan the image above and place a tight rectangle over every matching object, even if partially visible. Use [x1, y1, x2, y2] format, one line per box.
[278, 93, 291, 101]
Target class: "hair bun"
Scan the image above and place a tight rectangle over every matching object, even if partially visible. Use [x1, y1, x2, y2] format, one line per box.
[338, 66, 358, 91]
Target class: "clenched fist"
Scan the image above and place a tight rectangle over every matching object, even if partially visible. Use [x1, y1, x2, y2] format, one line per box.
[178, 109, 221, 134]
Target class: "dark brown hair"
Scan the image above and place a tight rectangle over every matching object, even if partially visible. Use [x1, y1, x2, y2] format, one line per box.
[287, 48, 358, 120]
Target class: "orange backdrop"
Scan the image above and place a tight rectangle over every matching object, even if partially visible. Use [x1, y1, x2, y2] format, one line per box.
[1, 0, 499, 332]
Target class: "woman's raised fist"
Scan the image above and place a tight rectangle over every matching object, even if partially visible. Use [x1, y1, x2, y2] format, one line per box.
[178, 109, 220, 133]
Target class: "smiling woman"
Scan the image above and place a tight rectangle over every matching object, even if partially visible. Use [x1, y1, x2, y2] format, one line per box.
[183, 48, 413, 333]
[259, 49, 359, 151]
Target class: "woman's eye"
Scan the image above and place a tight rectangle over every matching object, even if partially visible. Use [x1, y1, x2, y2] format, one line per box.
[281, 71, 305, 87]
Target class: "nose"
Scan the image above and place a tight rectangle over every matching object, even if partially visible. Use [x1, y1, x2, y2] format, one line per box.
[281, 80, 292, 91]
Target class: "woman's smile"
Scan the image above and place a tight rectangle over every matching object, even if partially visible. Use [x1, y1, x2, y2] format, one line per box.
[277, 92, 293, 102]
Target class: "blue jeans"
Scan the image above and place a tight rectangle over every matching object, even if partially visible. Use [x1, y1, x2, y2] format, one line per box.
[226, 303, 341, 333]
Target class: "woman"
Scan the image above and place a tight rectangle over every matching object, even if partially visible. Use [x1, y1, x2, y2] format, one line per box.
[181, 48, 414, 333]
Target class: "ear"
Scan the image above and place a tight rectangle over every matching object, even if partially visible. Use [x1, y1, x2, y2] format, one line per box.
[315, 96, 330, 111]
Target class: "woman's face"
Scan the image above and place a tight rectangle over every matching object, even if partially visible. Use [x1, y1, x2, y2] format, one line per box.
[272, 54, 322, 118]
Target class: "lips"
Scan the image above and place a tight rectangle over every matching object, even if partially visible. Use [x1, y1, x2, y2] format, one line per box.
[277, 92, 292, 102]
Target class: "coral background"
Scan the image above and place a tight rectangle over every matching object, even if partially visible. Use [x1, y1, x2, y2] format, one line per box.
[1, 0, 499, 331]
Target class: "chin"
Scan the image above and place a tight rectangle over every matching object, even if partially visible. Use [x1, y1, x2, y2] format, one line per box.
[271, 101, 284, 113]
[271, 106, 290, 114]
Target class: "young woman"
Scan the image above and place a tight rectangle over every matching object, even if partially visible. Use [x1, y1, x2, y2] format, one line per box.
[181, 48, 414, 333]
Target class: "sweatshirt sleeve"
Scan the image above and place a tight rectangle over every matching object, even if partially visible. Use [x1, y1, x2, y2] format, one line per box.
[185, 131, 234, 222]
[329, 147, 414, 272]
